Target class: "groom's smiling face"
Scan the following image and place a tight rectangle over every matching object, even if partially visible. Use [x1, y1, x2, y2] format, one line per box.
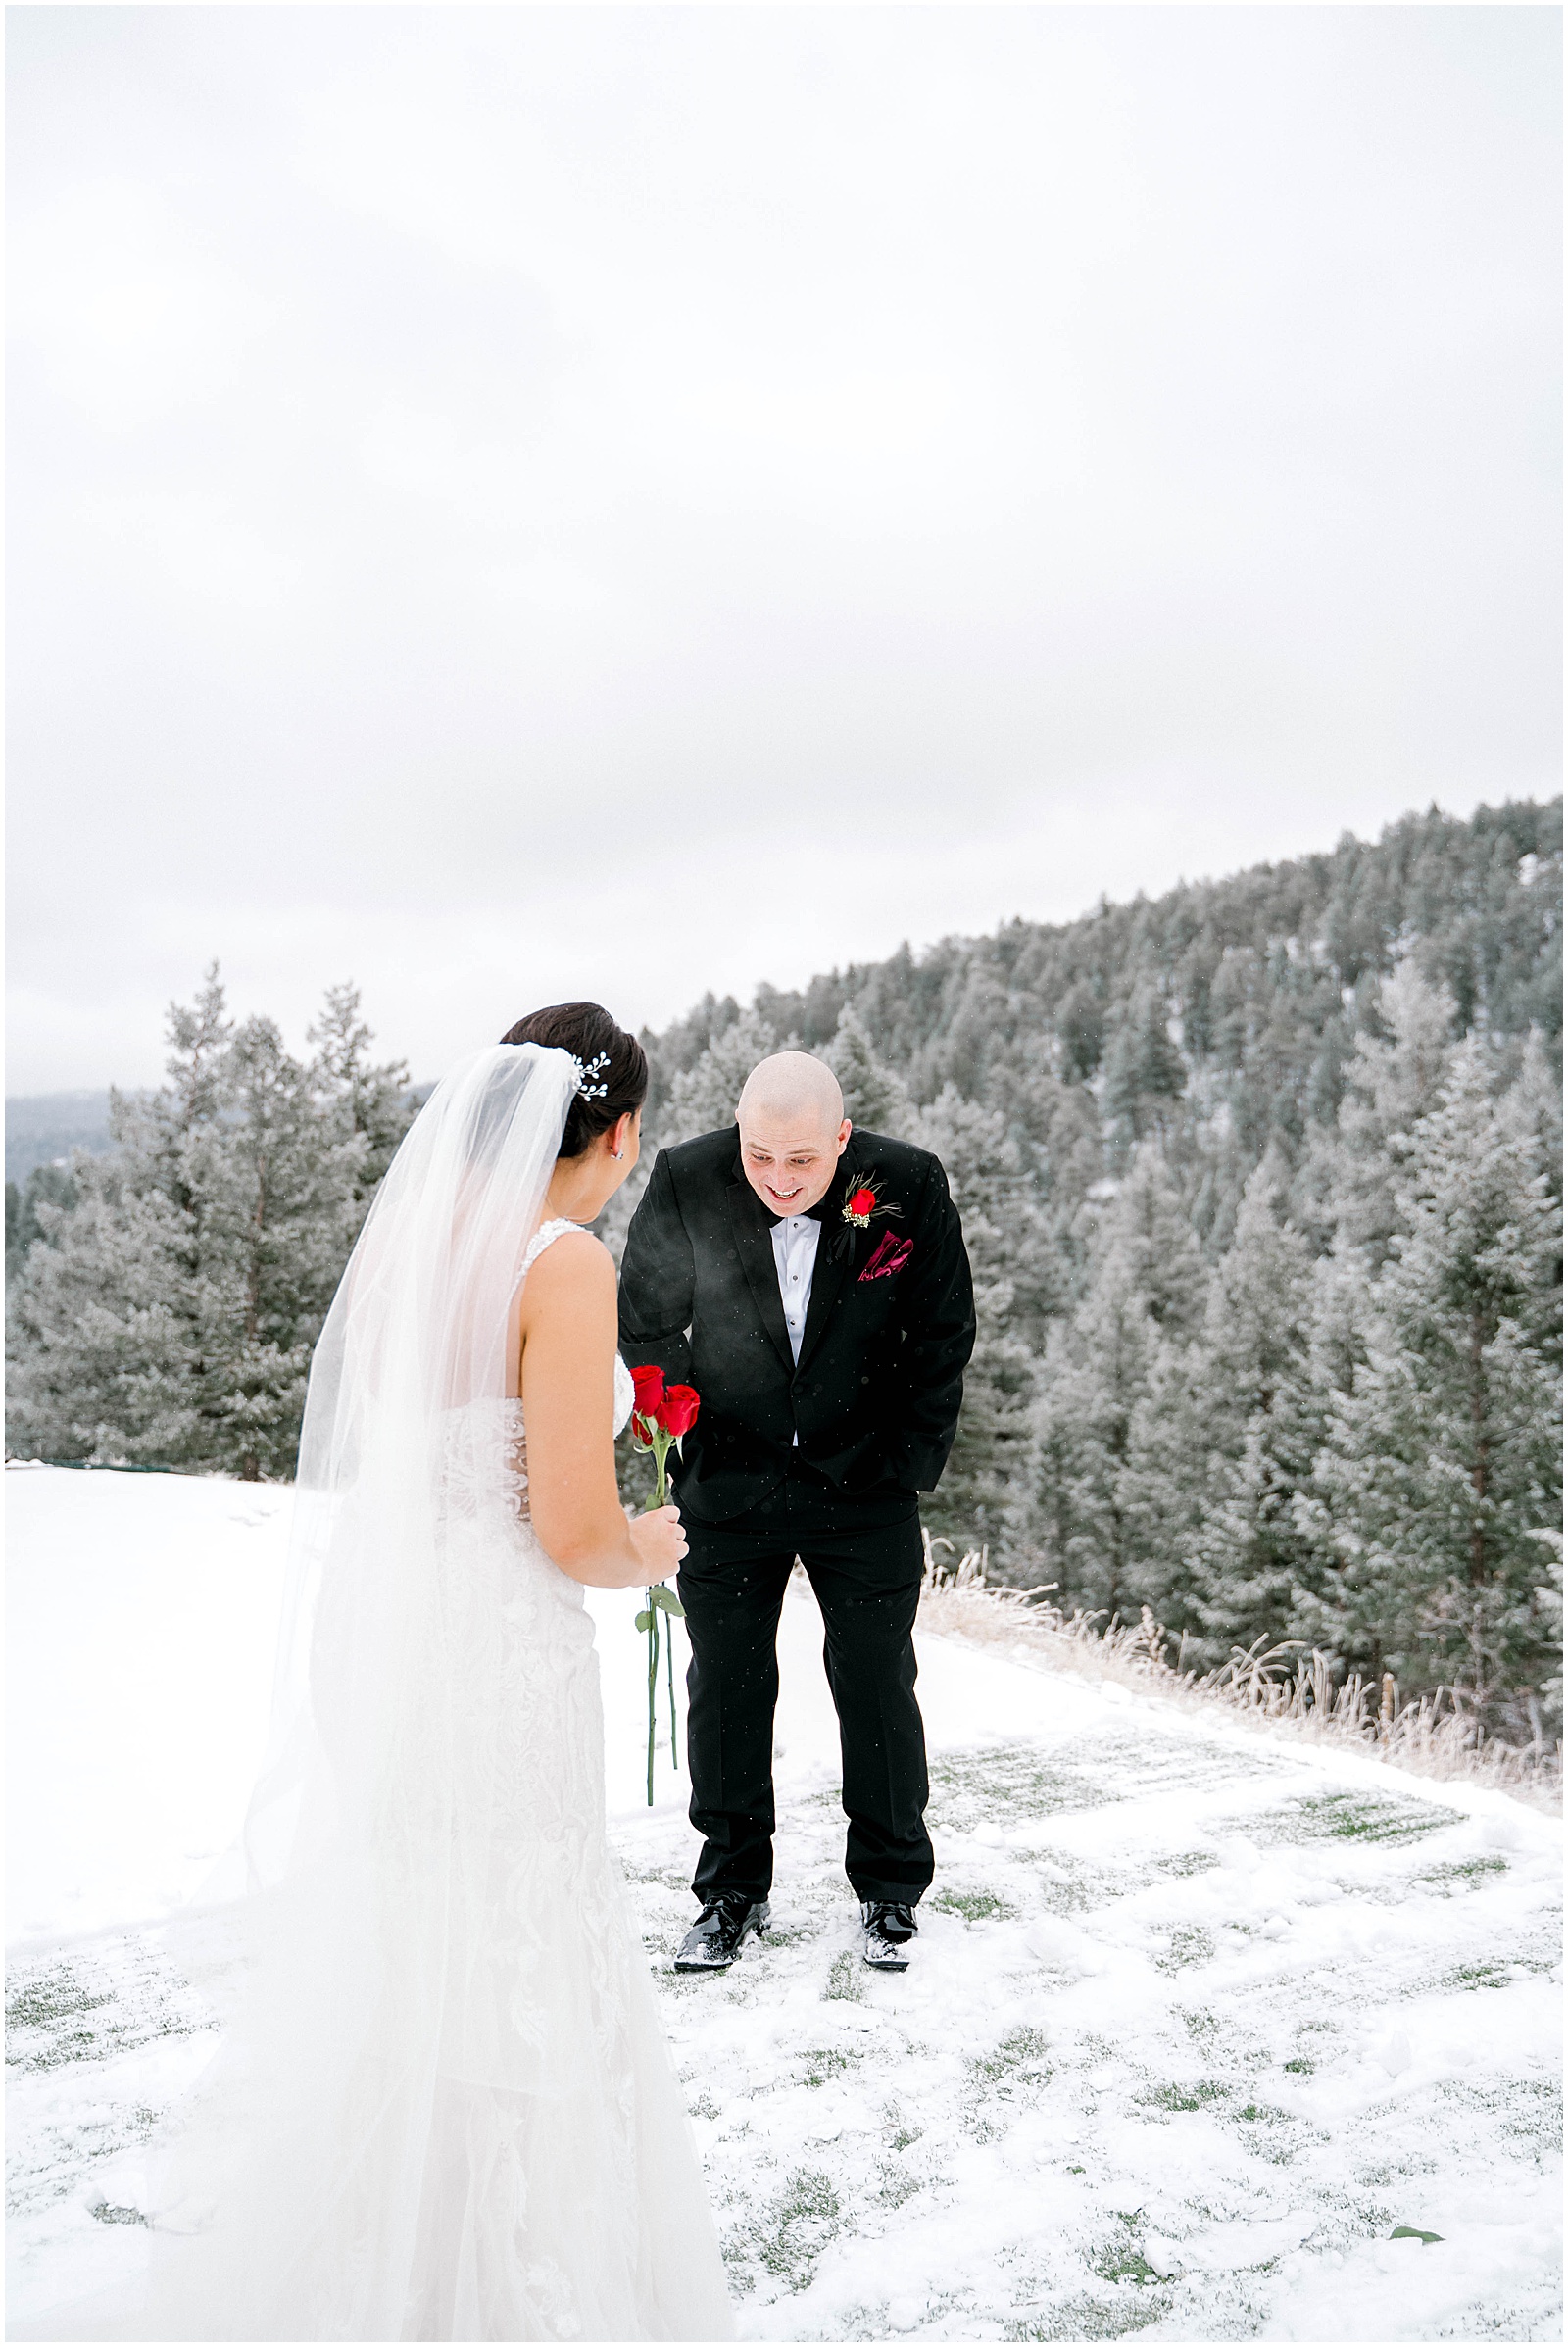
[738, 1112, 852, 1218]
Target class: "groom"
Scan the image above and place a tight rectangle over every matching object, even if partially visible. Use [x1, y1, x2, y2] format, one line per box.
[618, 1051, 975, 1973]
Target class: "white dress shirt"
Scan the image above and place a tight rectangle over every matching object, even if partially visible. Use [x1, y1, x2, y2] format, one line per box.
[770, 1212, 821, 1367]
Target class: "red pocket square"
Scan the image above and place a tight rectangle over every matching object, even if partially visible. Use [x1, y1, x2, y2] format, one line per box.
[858, 1233, 913, 1283]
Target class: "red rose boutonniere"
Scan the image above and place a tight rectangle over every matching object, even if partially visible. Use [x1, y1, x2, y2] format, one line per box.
[842, 1174, 901, 1232]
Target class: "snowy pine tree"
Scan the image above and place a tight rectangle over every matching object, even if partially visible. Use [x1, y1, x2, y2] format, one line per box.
[309, 982, 416, 1207]
[8, 968, 235, 1467]
[825, 1005, 916, 1138]
[1104, 988, 1187, 1148]
[6, 1165, 77, 1287]
[185, 1013, 364, 1479]
[1295, 963, 1458, 1260]
[665, 1009, 787, 1142]
[1009, 1243, 1164, 1618]
[912, 1087, 1045, 1552]
[1101, 1145, 1209, 1339]
[7, 970, 411, 1480]
[1297, 1043, 1563, 1734]
[1010, 1149, 1207, 1618]
[1183, 1151, 1320, 1664]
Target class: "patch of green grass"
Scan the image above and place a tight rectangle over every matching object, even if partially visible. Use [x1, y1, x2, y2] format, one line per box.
[1438, 1960, 1517, 1993]
[1251, 1789, 1461, 1848]
[969, 2026, 1054, 2089]
[1143, 2078, 1230, 2113]
[1424, 1937, 1558, 1996]
[7, 1969, 116, 2073]
[1153, 1925, 1216, 1973]
[88, 2201, 148, 2227]
[1086, 2211, 1175, 2294]
[6, 2095, 170, 2221]
[1438, 2072, 1560, 2156]
[821, 1950, 864, 2004]
[966, 2027, 1054, 2139]
[6, 1959, 197, 2077]
[1005, 2291, 1173, 2342]
[1417, 1856, 1508, 1894]
[800, 2045, 855, 2088]
[929, 1743, 1115, 1824]
[1230, 2098, 1315, 2168]
[620, 1861, 692, 1893]
[931, 1885, 1016, 1923]
[1036, 1861, 1122, 1918]
[1500, 2078, 1562, 2156]
[728, 2166, 841, 2293]
[876, 2162, 922, 2208]
[7, 1972, 114, 2034]
[1283, 2057, 1315, 2076]
[1060, 1728, 1291, 1799]
[1094, 2248, 1168, 2286]
[1179, 2007, 1220, 2047]
[1150, 1849, 1222, 1880]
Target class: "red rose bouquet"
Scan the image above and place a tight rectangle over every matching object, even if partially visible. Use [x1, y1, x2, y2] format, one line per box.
[628, 1365, 701, 1803]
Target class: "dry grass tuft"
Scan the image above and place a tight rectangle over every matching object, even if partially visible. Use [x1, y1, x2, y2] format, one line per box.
[917, 1537, 1561, 1813]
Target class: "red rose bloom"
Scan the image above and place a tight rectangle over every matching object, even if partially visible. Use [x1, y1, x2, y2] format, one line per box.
[849, 1187, 877, 1219]
[659, 1384, 701, 1439]
[630, 1363, 665, 1418]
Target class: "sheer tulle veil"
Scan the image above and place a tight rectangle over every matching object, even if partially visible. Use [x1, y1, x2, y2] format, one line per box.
[245, 1040, 579, 1894]
[61, 1043, 592, 2338]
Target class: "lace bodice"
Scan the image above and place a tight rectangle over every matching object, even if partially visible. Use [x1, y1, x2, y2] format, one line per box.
[439, 1220, 634, 1528]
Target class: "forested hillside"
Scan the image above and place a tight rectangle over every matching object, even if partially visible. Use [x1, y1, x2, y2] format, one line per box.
[8, 800, 1561, 1743]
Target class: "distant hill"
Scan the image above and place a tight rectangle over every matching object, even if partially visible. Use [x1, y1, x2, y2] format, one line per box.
[5, 1093, 116, 1187]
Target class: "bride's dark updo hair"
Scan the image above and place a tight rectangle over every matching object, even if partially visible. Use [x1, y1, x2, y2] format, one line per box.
[499, 1002, 649, 1159]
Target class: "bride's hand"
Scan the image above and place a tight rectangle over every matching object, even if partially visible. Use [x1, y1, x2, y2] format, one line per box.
[630, 1504, 687, 1582]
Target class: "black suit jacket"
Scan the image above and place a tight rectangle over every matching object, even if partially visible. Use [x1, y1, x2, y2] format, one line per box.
[617, 1126, 976, 1526]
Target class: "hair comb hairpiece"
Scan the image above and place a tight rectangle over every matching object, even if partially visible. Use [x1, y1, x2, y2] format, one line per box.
[570, 1051, 612, 1102]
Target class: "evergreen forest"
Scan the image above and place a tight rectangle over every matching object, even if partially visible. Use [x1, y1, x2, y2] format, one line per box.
[8, 799, 1562, 1746]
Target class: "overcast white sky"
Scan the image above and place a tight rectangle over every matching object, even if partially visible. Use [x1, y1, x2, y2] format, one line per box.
[8, 5, 1560, 1093]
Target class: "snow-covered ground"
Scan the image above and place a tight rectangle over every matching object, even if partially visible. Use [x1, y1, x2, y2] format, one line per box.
[7, 1467, 1562, 2342]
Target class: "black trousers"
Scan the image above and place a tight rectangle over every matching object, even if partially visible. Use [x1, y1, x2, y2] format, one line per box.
[677, 1496, 934, 1908]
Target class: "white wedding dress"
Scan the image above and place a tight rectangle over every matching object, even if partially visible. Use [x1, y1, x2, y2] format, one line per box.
[401, 1221, 733, 2340]
[24, 1051, 734, 2344]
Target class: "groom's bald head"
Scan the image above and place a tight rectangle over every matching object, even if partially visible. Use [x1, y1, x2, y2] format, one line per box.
[736, 1051, 851, 1217]
[738, 1051, 844, 1133]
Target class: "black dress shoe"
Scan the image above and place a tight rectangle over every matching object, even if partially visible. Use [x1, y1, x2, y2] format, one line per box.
[674, 1894, 770, 1973]
[861, 1899, 918, 1971]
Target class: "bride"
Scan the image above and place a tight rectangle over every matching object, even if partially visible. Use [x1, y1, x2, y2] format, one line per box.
[56, 1004, 734, 2342]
